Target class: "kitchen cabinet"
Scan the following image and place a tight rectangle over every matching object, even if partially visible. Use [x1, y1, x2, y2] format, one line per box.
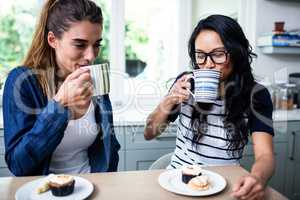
[125, 149, 174, 171]
[114, 124, 177, 171]
[284, 122, 300, 200]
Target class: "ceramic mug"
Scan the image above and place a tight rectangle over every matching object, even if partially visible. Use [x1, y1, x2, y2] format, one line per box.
[187, 69, 220, 103]
[85, 63, 110, 96]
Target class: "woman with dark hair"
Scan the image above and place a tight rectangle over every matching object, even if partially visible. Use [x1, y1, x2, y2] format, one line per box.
[3, 0, 120, 176]
[144, 15, 274, 200]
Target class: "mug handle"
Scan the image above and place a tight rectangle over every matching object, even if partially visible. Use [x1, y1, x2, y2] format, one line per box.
[186, 76, 195, 98]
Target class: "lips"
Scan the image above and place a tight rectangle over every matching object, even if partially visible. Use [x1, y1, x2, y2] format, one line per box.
[77, 64, 90, 68]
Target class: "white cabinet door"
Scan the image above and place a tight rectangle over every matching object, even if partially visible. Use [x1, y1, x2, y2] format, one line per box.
[125, 149, 174, 171]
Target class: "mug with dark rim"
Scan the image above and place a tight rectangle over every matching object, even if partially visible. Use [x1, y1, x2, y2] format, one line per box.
[187, 69, 221, 103]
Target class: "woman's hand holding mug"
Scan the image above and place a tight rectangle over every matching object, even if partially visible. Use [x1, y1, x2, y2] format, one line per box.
[167, 75, 192, 107]
[166, 68, 221, 108]
[54, 67, 93, 119]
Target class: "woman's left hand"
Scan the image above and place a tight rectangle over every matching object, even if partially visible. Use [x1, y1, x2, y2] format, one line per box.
[231, 174, 265, 200]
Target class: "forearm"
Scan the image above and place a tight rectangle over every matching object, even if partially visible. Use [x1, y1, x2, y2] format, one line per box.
[250, 153, 275, 186]
[144, 96, 178, 140]
[5, 100, 69, 175]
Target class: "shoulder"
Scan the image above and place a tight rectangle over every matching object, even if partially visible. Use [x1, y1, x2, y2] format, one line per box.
[247, 83, 274, 135]
[3, 66, 40, 98]
[7, 66, 32, 77]
[5, 66, 35, 85]
[251, 83, 272, 107]
[251, 83, 271, 99]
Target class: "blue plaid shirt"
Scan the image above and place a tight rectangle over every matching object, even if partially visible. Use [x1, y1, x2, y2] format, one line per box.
[3, 67, 120, 176]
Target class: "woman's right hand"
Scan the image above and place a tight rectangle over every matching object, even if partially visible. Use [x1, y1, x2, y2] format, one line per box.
[165, 74, 191, 107]
[53, 67, 93, 119]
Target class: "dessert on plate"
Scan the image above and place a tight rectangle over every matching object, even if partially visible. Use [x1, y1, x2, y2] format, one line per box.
[181, 165, 210, 190]
[48, 175, 75, 196]
[36, 174, 75, 197]
[36, 174, 54, 194]
[187, 175, 210, 190]
[181, 165, 202, 184]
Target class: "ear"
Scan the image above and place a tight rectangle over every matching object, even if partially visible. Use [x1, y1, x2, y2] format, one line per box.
[47, 31, 57, 49]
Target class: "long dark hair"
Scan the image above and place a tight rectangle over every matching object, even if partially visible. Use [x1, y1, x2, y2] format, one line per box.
[187, 15, 257, 156]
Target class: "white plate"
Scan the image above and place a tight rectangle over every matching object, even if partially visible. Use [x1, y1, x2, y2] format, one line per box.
[15, 176, 94, 200]
[158, 169, 227, 196]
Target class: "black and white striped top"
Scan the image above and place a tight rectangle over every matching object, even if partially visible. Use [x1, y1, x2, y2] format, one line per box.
[167, 87, 274, 169]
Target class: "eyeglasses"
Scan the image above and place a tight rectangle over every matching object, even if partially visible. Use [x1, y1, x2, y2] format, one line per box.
[195, 50, 229, 65]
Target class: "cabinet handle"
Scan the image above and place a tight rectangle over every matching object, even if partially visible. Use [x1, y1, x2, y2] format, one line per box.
[288, 131, 296, 160]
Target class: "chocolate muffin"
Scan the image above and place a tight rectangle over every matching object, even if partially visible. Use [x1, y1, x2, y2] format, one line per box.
[48, 175, 75, 197]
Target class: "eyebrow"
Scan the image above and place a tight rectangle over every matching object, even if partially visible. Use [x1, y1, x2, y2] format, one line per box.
[72, 38, 103, 43]
[195, 47, 226, 53]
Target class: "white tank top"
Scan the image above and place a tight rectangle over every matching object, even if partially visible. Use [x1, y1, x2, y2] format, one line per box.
[49, 101, 98, 174]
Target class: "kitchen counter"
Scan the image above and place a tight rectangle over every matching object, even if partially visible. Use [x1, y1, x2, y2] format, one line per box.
[113, 107, 300, 126]
[272, 109, 300, 121]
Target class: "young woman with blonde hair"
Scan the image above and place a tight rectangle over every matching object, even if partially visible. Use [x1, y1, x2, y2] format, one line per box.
[3, 0, 120, 176]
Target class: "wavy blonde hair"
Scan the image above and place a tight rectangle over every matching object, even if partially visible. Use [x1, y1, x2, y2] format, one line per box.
[23, 0, 103, 97]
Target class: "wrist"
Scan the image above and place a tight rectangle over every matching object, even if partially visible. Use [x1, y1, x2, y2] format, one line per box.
[162, 95, 179, 110]
[53, 94, 66, 107]
[250, 173, 267, 187]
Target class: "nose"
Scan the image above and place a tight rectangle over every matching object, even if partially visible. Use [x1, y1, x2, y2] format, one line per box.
[202, 56, 216, 69]
[84, 46, 97, 63]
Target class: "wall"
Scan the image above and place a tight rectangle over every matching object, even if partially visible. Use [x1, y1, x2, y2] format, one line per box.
[243, 0, 300, 83]
[192, 0, 239, 26]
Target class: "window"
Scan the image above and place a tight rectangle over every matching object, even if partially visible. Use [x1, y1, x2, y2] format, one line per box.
[108, 0, 192, 111]
[0, 0, 40, 89]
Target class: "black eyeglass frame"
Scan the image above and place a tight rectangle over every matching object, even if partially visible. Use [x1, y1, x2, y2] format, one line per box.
[194, 50, 229, 65]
